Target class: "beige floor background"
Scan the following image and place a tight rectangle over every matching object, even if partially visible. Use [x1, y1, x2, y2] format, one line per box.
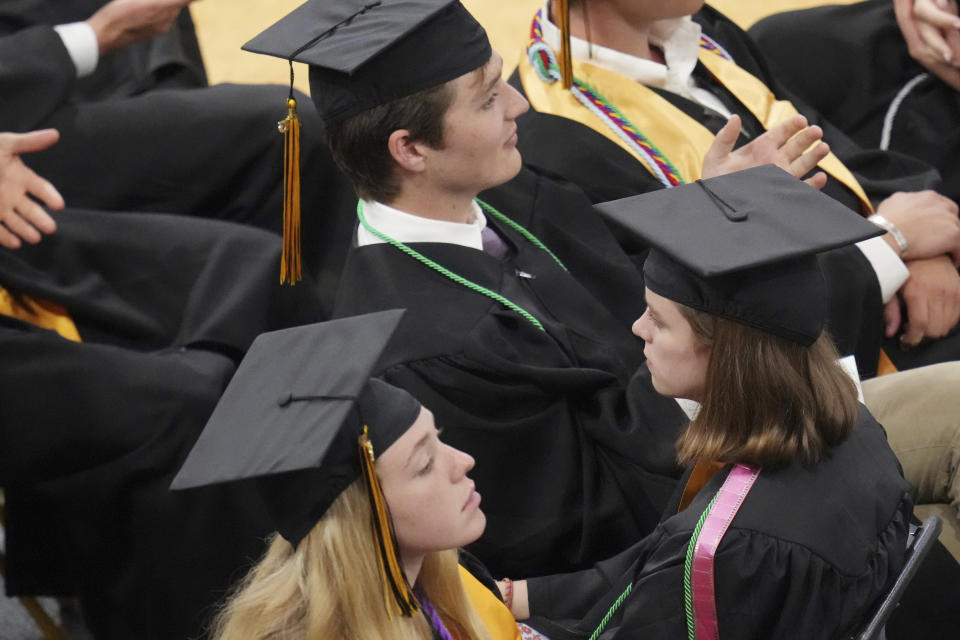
[190, 0, 860, 92]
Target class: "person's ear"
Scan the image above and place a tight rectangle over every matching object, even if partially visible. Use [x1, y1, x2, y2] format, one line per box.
[387, 129, 427, 173]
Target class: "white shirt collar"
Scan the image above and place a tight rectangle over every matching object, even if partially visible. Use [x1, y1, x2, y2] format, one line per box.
[539, 2, 702, 90]
[356, 199, 487, 251]
[539, 2, 730, 116]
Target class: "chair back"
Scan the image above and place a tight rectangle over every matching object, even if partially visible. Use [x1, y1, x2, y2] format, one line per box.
[853, 515, 943, 640]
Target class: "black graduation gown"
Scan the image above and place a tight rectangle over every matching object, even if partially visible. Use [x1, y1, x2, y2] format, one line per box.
[525, 407, 912, 640]
[0, 209, 324, 639]
[509, 5, 957, 372]
[0, 25, 358, 300]
[333, 167, 688, 578]
[0, 0, 206, 102]
[749, 0, 960, 206]
[511, 5, 940, 209]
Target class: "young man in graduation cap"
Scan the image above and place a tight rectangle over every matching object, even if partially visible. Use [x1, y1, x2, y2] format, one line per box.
[510, 0, 960, 372]
[243, 0, 960, 589]
[244, 0, 691, 579]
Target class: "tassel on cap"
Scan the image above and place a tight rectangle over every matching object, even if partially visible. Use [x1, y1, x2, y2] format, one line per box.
[557, 0, 573, 89]
[358, 426, 420, 617]
[278, 61, 302, 285]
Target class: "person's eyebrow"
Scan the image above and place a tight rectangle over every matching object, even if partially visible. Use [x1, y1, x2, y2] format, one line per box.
[403, 432, 433, 470]
[479, 59, 503, 96]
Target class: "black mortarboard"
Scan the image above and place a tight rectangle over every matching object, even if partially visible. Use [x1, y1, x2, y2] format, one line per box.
[243, 0, 492, 126]
[594, 165, 883, 345]
[171, 309, 423, 614]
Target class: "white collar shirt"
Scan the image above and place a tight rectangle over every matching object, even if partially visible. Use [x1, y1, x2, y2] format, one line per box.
[539, 2, 732, 117]
[356, 199, 487, 251]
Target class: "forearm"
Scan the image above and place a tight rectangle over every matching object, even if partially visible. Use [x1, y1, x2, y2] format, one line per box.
[0, 27, 77, 131]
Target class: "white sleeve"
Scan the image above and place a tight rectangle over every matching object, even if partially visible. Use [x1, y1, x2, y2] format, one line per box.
[854, 236, 910, 304]
[52, 22, 99, 78]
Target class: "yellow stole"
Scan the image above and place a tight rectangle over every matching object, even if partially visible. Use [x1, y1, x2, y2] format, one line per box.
[459, 565, 522, 640]
[0, 285, 80, 342]
[518, 46, 874, 213]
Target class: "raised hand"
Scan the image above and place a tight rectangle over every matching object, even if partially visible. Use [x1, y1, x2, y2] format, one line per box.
[86, 0, 196, 56]
[702, 114, 829, 189]
[895, 0, 960, 89]
[0, 130, 65, 250]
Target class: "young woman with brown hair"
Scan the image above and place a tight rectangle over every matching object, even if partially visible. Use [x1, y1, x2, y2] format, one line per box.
[501, 167, 914, 639]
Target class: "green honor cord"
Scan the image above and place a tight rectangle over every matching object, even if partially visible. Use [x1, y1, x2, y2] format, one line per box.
[684, 493, 720, 640]
[356, 199, 567, 333]
[582, 491, 717, 640]
[475, 200, 567, 271]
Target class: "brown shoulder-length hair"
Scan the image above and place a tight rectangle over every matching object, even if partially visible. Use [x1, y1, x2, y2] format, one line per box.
[675, 306, 859, 469]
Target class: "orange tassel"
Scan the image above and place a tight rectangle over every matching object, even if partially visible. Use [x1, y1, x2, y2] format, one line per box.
[358, 427, 420, 617]
[557, 0, 573, 89]
[278, 97, 302, 285]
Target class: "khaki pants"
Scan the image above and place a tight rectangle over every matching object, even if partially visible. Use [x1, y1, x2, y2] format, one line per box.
[863, 362, 960, 561]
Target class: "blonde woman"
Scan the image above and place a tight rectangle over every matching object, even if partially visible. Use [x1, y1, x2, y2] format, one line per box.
[171, 311, 521, 640]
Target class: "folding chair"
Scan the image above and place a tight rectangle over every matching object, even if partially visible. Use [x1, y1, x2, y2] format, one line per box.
[852, 515, 943, 640]
[0, 490, 70, 640]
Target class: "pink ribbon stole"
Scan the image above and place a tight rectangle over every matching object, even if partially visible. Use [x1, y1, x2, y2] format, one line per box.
[692, 463, 761, 640]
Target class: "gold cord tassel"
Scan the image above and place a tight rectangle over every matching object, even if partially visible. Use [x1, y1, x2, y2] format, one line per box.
[557, 0, 573, 89]
[278, 96, 302, 285]
[358, 427, 420, 617]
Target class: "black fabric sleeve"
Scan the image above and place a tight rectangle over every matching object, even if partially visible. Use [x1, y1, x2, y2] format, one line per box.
[0, 25, 76, 131]
[694, 6, 942, 205]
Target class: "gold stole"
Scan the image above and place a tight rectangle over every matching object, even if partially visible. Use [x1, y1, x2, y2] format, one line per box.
[517, 49, 874, 213]
[458, 565, 522, 640]
[677, 460, 726, 513]
[0, 285, 80, 342]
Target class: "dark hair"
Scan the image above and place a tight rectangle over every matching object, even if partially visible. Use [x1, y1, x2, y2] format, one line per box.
[676, 307, 858, 469]
[324, 83, 453, 203]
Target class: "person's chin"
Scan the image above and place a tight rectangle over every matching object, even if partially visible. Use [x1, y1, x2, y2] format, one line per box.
[501, 151, 523, 182]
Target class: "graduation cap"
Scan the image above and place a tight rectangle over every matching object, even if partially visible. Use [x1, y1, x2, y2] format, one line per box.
[243, 0, 491, 286]
[171, 309, 423, 616]
[244, 0, 491, 126]
[594, 165, 884, 345]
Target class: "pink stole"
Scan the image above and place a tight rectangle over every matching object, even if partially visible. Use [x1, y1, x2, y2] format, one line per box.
[691, 464, 761, 639]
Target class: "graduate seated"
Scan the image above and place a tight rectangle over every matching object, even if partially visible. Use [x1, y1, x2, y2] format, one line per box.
[505, 167, 913, 640]
[240, 0, 960, 597]
[172, 311, 527, 640]
[0, 123, 325, 637]
[750, 0, 960, 205]
[243, 0, 693, 580]
[511, 0, 960, 371]
[0, 0, 205, 103]
[0, 0, 356, 295]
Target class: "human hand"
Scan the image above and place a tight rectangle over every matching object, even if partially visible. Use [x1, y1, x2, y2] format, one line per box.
[874, 190, 960, 262]
[895, 0, 960, 90]
[884, 254, 960, 344]
[0, 130, 65, 250]
[701, 114, 829, 189]
[86, 0, 195, 56]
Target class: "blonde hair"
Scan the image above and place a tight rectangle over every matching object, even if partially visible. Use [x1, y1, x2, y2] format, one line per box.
[675, 307, 858, 469]
[210, 481, 493, 640]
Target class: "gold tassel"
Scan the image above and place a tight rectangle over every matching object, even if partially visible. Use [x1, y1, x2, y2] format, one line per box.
[557, 0, 573, 89]
[358, 426, 420, 617]
[278, 95, 302, 285]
